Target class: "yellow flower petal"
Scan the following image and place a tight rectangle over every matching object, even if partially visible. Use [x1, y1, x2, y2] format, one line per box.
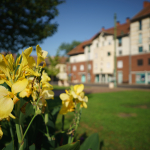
[0, 97, 14, 119]
[19, 88, 31, 98]
[13, 95, 19, 104]
[42, 90, 54, 99]
[0, 127, 3, 140]
[0, 80, 4, 84]
[60, 93, 70, 101]
[12, 78, 28, 94]
[76, 84, 84, 94]
[9, 113, 16, 119]
[41, 71, 50, 83]
[0, 86, 9, 99]
[24, 47, 33, 57]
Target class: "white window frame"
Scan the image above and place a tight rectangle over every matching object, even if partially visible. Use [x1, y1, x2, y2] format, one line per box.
[117, 60, 123, 68]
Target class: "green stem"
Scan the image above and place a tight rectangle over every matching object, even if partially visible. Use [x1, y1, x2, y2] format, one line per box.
[9, 120, 14, 150]
[42, 114, 52, 141]
[16, 123, 22, 145]
[22, 114, 36, 141]
[62, 115, 65, 131]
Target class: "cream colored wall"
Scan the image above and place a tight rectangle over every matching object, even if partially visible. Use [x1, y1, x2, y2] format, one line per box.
[116, 36, 130, 56]
[93, 34, 114, 74]
[70, 53, 86, 63]
[84, 44, 94, 61]
[56, 64, 66, 72]
[130, 17, 150, 55]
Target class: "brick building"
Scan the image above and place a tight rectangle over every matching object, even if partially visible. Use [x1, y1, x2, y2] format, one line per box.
[67, 1, 150, 84]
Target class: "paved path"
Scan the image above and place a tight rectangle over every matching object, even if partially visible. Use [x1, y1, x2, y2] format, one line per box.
[54, 86, 149, 96]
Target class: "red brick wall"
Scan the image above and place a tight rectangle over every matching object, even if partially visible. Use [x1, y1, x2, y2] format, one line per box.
[131, 53, 150, 71]
[117, 56, 129, 83]
[66, 61, 95, 83]
[131, 53, 150, 84]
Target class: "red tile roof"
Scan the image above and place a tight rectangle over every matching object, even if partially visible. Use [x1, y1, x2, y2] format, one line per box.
[131, 1, 150, 22]
[67, 33, 99, 56]
[103, 22, 130, 37]
[68, 21, 130, 56]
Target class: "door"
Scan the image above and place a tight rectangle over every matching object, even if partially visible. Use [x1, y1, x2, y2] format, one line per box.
[81, 75, 86, 83]
[118, 72, 123, 84]
[95, 75, 99, 83]
[136, 73, 145, 84]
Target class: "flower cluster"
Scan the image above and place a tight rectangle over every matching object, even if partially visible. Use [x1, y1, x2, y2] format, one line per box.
[0, 45, 54, 121]
[59, 84, 88, 115]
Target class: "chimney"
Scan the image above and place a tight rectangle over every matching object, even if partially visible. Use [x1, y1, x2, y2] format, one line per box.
[143, 1, 150, 8]
[101, 26, 105, 31]
[117, 21, 120, 26]
[126, 17, 130, 23]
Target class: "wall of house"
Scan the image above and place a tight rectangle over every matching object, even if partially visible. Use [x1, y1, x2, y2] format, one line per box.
[130, 17, 150, 55]
[116, 36, 130, 56]
[93, 34, 114, 75]
[117, 56, 129, 83]
[70, 53, 86, 63]
[66, 61, 94, 83]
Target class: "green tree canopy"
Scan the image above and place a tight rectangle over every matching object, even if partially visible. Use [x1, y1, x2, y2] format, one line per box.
[58, 40, 81, 55]
[45, 50, 60, 81]
[0, 0, 65, 53]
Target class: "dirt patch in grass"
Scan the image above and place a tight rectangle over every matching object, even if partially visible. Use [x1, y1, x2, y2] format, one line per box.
[79, 122, 100, 132]
[118, 113, 137, 118]
[124, 104, 150, 109]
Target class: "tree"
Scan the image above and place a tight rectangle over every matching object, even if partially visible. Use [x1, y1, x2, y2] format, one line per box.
[58, 40, 81, 55]
[0, 0, 65, 53]
[45, 50, 60, 82]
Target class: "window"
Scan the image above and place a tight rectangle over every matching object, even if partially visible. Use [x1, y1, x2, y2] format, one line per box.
[139, 46, 143, 53]
[88, 64, 91, 70]
[80, 65, 84, 71]
[118, 37, 122, 46]
[106, 62, 110, 68]
[73, 65, 76, 71]
[148, 58, 150, 65]
[117, 61, 123, 68]
[88, 46, 90, 53]
[68, 66, 71, 71]
[74, 59, 76, 62]
[119, 50, 122, 55]
[107, 52, 111, 56]
[95, 53, 98, 58]
[137, 59, 143, 66]
[102, 41, 104, 46]
[97, 43, 99, 47]
[108, 41, 111, 45]
[139, 20, 142, 30]
[95, 64, 98, 69]
[139, 33, 142, 44]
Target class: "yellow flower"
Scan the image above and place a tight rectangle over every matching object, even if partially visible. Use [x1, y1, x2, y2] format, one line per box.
[59, 92, 75, 114]
[71, 84, 88, 108]
[59, 101, 75, 115]
[36, 45, 48, 67]
[0, 127, 3, 140]
[77, 92, 88, 108]
[0, 78, 28, 120]
[71, 84, 84, 99]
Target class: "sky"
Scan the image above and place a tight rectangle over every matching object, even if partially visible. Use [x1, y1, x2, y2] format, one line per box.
[29, 0, 146, 56]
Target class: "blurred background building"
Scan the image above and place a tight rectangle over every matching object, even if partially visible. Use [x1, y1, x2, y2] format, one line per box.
[67, 1, 150, 85]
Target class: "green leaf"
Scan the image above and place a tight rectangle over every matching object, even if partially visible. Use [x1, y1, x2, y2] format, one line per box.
[79, 133, 99, 150]
[2, 141, 13, 150]
[29, 144, 35, 150]
[54, 141, 80, 150]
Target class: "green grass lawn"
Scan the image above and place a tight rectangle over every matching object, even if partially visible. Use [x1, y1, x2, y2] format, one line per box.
[55, 90, 150, 150]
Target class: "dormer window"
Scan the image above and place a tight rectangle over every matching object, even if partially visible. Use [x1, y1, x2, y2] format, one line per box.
[139, 20, 142, 30]
[118, 37, 122, 46]
[88, 45, 90, 53]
